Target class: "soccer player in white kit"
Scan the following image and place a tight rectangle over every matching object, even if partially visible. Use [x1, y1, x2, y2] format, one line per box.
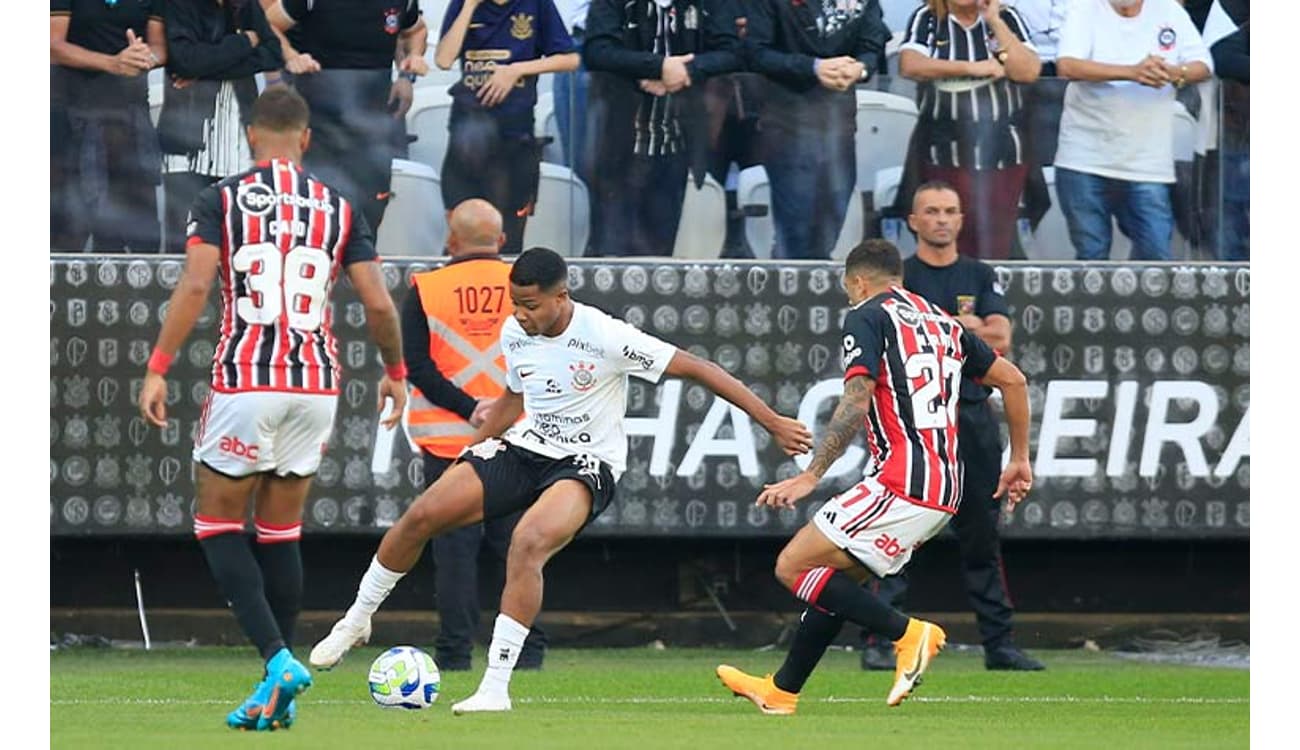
[311, 247, 815, 713]
[716, 239, 1034, 711]
[138, 87, 409, 731]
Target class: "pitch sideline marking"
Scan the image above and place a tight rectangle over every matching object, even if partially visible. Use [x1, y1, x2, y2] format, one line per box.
[50, 695, 1249, 706]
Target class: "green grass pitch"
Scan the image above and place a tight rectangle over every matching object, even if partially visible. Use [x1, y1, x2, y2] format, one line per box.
[51, 646, 1247, 748]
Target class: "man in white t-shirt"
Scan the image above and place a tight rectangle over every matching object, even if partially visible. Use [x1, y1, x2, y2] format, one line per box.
[310, 246, 814, 713]
[1055, 0, 1212, 260]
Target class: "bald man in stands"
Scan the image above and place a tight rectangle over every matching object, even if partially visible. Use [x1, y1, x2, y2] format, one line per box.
[402, 199, 548, 672]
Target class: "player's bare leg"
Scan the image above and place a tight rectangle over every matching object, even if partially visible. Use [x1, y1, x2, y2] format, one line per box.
[453, 480, 592, 715]
[194, 466, 312, 730]
[719, 523, 945, 712]
[310, 462, 487, 669]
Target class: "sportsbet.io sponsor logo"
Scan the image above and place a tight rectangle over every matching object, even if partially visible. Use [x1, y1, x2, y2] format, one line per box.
[236, 182, 335, 217]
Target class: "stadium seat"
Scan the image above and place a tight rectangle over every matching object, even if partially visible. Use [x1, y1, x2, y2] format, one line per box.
[672, 174, 727, 259]
[738, 166, 869, 260]
[523, 163, 589, 256]
[854, 90, 919, 197]
[406, 86, 454, 172]
[870, 166, 917, 259]
[533, 91, 564, 165]
[148, 82, 163, 128]
[1026, 166, 1074, 261]
[375, 159, 447, 258]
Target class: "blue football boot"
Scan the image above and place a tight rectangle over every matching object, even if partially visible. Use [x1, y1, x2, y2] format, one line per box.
[255, 649, 313, 731]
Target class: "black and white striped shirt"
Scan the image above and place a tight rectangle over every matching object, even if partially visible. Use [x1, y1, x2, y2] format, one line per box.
[163, 81, 251, 178]
[900, 6, 1037, 170]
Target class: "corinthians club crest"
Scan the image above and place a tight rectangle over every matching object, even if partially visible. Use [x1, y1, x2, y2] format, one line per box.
[569, 361, 596, 392]
[511, 13, 534, 40]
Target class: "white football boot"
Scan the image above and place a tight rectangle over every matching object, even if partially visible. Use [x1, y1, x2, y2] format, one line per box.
[308, 617, 371, 670]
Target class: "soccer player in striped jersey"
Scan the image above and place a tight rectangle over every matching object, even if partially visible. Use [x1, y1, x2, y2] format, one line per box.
[716, 238, 1033, 711]
[137, 87, 409, 732]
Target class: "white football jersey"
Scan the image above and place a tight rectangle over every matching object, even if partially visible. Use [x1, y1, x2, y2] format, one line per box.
[500, 302, 677, 477]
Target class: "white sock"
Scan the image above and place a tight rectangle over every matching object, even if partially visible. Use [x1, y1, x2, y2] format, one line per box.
[476, 614, 530, 696]
[345, 556, 405, 623]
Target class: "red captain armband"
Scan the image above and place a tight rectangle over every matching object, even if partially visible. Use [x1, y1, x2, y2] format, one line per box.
[385, 362, 408, 381]
[147, 348, 174, 376]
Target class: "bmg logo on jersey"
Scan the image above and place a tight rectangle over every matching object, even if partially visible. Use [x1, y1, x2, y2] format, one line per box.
[219, 436, 259, 462]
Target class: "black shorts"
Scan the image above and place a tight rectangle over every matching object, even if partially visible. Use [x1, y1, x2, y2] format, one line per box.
[456, 440, 616, 525]
[440, 103, 542, 216]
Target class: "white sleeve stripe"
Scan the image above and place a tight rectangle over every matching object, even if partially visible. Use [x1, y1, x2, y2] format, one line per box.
[901, 7, 930, 48]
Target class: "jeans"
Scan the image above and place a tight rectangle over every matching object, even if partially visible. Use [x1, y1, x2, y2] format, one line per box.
[1219, 150, 1249, 261]
[1055, 167, 1174, 261]
[763, 130, 856, 260]
[553, 52, 590, 185]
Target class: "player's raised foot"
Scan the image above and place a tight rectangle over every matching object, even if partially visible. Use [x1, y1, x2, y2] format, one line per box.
[715, 665, 798, 716]
[255, 649, 313, 731]
[309, 616, 371, 670]
[887, 619, 946, 707]
[451, 690, 513, 715]
[225, 680, 271, 730]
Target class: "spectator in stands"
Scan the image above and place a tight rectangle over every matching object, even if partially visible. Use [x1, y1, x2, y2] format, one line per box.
[50, 0, 167, 253]
[1208, 2, 1246, 261]
[263, 0, 429, 234]
[582, 0, 744, 256]
[747, 0, 889, 260]
[897, 0, 1041, 261]
[435, 0, 578, 255]
[553, 1, 592, 183]
[1011, 0, 1068, 168]
[1054, 0, 1212, 261]
[703, 70, 767, 258]
[699, 14, 765, 258]
[160, 0, 283, 255]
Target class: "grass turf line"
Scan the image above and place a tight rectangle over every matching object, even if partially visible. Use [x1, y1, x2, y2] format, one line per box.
[51, 647, 1248, 749]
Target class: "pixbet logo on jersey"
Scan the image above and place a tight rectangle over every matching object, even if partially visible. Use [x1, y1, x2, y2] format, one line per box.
[219, 436, 260, 462]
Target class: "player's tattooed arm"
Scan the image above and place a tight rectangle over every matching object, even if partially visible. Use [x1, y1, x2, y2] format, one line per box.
[806, 375, 875, 479]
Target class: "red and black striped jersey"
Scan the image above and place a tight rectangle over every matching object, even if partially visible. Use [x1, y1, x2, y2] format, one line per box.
[841, 285, 997, 513]
[186, 157, 378, 394]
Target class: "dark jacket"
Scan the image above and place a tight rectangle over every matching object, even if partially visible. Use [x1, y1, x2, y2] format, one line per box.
[745, 0, 887, 93]
[160, 0, 283, 154]
[746, 0, 887, 137]
[583, 0, 743, 184]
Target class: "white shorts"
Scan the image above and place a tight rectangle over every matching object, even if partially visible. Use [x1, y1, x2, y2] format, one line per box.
[192, 390, 338, 478]
[812, 476, 953, 578]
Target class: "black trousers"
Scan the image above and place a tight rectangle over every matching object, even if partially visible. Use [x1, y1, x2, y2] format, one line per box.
[51, 106, 161, 253]
[424, 453, 547, 666]
[864, 399, 1016, 650]
[440, 105, 541, 256]
[586, 151, 689, 257]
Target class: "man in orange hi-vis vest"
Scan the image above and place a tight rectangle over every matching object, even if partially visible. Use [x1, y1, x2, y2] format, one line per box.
[401, 198, 546, 672]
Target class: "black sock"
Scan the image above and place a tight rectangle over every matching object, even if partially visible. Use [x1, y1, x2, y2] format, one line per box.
[253, 538, 302, 649]
[795, 567, 910, 641]
[774, 608, 844, 694]
[198, 526, 285, 662]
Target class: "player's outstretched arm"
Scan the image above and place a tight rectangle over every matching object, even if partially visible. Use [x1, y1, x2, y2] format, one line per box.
[347, 260, 406, 429]
[138, 243, 220, 428]
[981, 357, 1033, 511]
[663, 350, 813, 456]
[756, 374, 875, 509]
